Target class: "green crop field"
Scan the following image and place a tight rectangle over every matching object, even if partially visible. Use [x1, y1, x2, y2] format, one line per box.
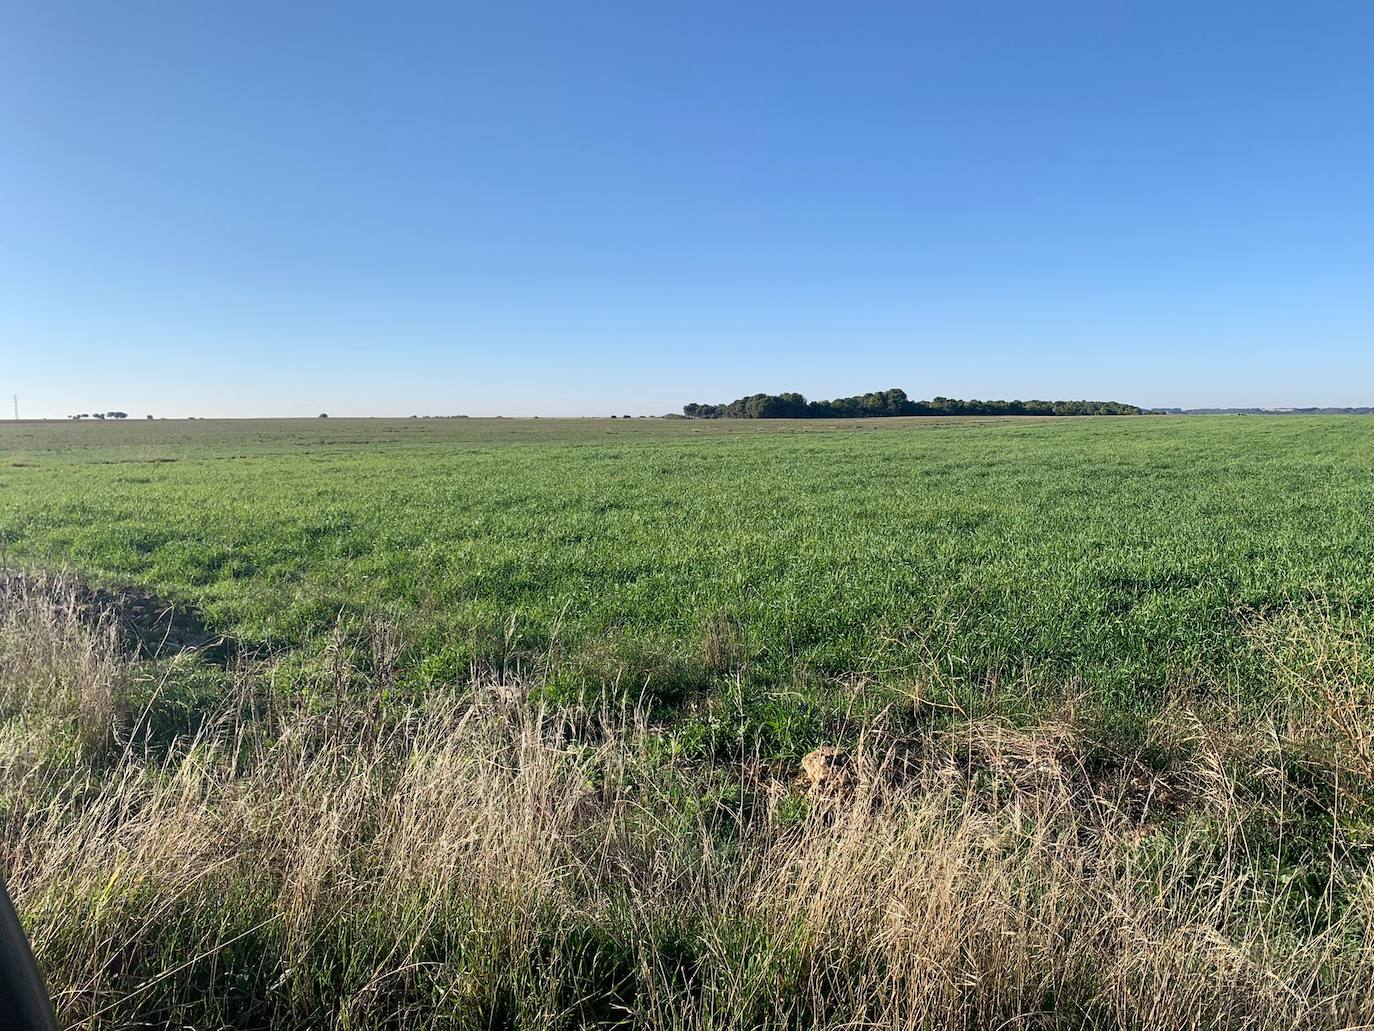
[6, 414, 1374, 1029]
[3, 415, 1372, 715]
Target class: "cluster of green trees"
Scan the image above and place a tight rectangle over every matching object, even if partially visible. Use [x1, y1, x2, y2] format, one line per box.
[683, 388, 1143, 419]
[68, 411, 130, 420]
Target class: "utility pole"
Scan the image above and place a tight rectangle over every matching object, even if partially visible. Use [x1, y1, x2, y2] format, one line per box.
[10, 395, 16, 420]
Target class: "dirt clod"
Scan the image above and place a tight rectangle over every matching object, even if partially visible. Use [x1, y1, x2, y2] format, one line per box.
[801, 746, 855, 796]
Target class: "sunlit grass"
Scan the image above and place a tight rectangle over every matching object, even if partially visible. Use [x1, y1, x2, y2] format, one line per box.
[5, 414, 1374, 1027]
[5, 576, 1374, 1030]
[2, 416, 1372, 714]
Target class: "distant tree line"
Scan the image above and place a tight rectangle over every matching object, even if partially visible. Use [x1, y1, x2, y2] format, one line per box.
[1151, 407, 1374, 416]
[69, 411, 130, 420]
[683, 388, 1144, 419]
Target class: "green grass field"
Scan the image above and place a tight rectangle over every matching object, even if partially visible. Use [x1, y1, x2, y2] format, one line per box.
[6, 415, 1374, 1029]
[3, 415, 1372, 715]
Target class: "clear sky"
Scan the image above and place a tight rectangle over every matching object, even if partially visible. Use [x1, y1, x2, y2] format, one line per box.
[3, 1, 1373, 418]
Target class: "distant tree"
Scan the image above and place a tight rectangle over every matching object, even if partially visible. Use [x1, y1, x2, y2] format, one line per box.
[681, 388, 1143, 419]
[318, 413, 328, 419]
[106, 411, 128, 419]
[93, 413, 105, 420]
[146, 414, 154, 419]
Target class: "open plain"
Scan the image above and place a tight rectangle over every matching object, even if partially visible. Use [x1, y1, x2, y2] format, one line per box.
[3, 415, 1374, 1029]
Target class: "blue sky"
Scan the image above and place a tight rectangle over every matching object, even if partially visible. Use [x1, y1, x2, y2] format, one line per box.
[3, 1, 1373, 417]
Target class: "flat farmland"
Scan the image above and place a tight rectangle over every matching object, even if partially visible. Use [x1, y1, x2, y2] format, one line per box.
[7, 414, 1374, 1028]
[2, 415, 1371, 708]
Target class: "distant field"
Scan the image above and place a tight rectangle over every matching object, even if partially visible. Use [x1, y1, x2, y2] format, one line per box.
[3, 415, 1372, 714]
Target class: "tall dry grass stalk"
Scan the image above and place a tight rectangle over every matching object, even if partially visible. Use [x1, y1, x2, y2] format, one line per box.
[1245, 601, 1374, 782]
[1, 581, 1373, 1029]
[0, 575, 130, 757]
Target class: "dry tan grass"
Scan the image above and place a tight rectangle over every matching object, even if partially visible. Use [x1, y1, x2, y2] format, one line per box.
[2, 581, 1374, 1029]
[0, 574, 131, 757]
[1245, 601, 1374, 782]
